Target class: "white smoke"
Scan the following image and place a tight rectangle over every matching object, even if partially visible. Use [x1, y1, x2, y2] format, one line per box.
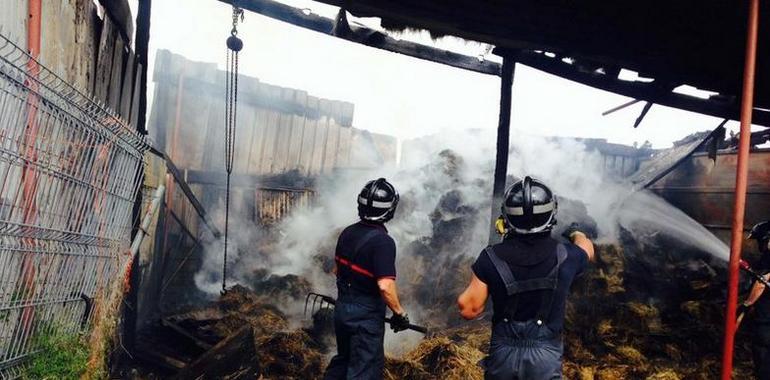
[193, 128, 729, 325]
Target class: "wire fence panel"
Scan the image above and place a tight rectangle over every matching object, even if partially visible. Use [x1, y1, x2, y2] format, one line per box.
[0, 32, 146, 376]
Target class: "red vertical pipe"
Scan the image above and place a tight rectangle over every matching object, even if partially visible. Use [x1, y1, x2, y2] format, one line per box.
[721, 0, 760, 378]
[19, 0, 42, 335]
[28, 0, 41, 56]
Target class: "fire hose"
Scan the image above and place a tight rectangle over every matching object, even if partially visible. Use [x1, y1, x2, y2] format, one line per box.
[305, 292, 429, 335]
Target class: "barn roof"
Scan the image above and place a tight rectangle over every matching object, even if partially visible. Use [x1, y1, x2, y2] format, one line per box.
[306, 1, 770, 125]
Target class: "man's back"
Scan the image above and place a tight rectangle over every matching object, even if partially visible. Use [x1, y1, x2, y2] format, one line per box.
[471, 233, 588, 332]
[335, 221, 396, 296]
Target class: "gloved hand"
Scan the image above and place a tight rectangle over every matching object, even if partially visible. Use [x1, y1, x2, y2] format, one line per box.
[390, 312, 410, 333]
[561, 222, 586, 242]
[495, 216, 507, 236]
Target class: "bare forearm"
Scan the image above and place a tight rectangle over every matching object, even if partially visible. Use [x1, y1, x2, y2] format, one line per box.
[745, 276, 769, 306]
[378, 279, 405, 315]
[572, 233, 595, 262]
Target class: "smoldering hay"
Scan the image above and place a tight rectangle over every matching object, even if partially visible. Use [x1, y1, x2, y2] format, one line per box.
[182, 130, 753, 379]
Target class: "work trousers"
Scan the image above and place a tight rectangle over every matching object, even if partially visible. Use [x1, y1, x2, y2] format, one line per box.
[323, 291, 386, 380]
[482, 319, 563, 380]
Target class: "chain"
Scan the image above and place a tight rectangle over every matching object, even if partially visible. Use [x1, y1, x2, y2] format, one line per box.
[222, 5, 243, 294]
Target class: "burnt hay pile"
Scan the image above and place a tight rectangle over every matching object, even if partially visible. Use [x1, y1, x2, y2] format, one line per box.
[167, 241, 755, 380]
[139, 149, 755, 379]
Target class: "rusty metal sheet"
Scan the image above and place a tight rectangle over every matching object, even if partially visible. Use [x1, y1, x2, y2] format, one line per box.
[650, 150, 770, 253]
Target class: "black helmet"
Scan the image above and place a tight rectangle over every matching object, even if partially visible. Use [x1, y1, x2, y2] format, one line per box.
[749, 221, 770, 253]
[501, 176, 557, 234]
[358, 178, 399, 223]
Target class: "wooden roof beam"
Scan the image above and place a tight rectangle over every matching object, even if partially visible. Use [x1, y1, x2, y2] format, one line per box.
[219, 0, 501, 76]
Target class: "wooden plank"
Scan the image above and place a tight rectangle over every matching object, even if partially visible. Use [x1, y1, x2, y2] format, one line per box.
[247, 108, 269, 174]
[234, 103, 258, 174]
[258, 108, 280, 175]
[318, 99, 337, 173]
[130, 64, 144, 130]
[216, 0, 501, 76]
[119, 51, 135, 119]
[172, 326, 256, 380]
[299, 96, 319, 176]
[191, 63, 218, 171]
[200, 84, 226, 172]
[98, 0, 134, 44]
[94, 15, 117, 103]
[260, 86, 283, 174]
[287, 90, 308, 170]
[329, 101, 346, 169]
[310, 99, 329, 175]
[336, 120, 352, 168]
[178, 60, 217, 171]
[232, 76, 260, 173]
[160, 318, 213, 351]
[107, 36, 126, 112]
[272, 87, 294, 173]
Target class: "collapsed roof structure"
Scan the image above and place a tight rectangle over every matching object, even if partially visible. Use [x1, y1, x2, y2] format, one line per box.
[223, 0, 769, 125]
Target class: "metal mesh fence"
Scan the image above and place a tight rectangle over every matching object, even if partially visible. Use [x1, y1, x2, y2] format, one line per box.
[0, 32, 146, 377]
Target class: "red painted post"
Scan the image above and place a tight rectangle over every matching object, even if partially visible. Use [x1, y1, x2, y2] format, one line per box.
[721, 0, 760, 378]
[19, 0, 43, 334]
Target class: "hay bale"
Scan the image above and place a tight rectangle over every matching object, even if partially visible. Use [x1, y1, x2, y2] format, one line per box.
[663, 344, 682, 361]
[404, 337, 484, 380]
[384, 356, 429, 380]
[646, 369, 682, 380]
[679, 300, 705, 320]
[597, 319, 614, 337]
[212, 301, 288, 339]
[615, 346, 645, 364]
[596, 366, 629, 380]
[440, 324, 490, 352]
[625, 302, 665, 333]
[578, 366, 596, 380]
[254, 331, 324, 379]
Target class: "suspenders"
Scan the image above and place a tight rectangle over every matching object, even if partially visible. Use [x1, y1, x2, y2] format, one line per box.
[484, 244, 568, 323]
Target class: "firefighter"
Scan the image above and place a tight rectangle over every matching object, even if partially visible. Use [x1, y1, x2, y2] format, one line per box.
[739, 221, 770, 380]
[457, 176, 595, 380]
[323, 178, 410, 380]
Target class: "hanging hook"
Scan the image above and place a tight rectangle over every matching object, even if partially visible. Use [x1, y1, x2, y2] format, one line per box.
[227, 6, 244, 52]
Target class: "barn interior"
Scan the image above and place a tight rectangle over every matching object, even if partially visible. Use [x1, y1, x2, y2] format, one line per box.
[0, 0, 768, 379]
